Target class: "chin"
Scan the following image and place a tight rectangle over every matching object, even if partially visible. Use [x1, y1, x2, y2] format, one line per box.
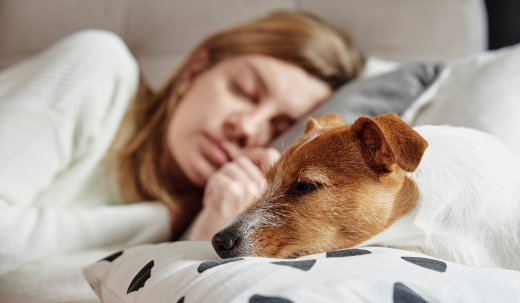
[191, 157, 218, 187]
[188, 167, 210, 188]
[180, 141, 224, 187]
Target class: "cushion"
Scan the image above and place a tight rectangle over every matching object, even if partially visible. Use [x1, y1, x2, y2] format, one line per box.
[83, 241, 520, 303]
[269, 60, 448, 151]
[409, 43, 520, 155]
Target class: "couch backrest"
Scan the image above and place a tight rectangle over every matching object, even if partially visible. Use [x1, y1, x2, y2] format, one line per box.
[0, 0, 487, 90]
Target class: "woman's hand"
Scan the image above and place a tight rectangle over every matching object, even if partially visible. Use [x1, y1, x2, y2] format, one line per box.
[188, 147, 280, 241]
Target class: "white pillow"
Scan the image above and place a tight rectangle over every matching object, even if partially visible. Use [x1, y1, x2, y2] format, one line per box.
[361, 57, 401, 79]
[408, 43, 520, 155]
[83, 241, 520, 303]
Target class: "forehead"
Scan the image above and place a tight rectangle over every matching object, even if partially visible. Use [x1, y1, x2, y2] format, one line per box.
[289, 126, 347, 154]
[270, 126, 358, 177]
[225, 55, 332, 118]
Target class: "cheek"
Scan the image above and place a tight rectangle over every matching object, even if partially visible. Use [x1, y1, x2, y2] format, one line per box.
[165, 101, 214, 186]
[168, 78, 228, 143]
[190, 75, 235, 112]
[174, 77, 226, 127]
[167, 101, 197, 149]
[182, 85, 241, 136]
[328, 185, 396, 244]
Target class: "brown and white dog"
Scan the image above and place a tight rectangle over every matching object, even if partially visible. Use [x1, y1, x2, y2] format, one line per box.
[212, 113, 520, 270]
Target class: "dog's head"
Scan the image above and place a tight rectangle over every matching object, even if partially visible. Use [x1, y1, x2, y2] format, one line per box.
[212, 113, 428, 259]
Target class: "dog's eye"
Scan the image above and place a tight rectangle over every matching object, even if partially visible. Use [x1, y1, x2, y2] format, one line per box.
[291, 181, 321, 194]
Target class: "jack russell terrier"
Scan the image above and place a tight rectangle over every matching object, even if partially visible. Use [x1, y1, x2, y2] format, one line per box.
[212, 113, 520, 270]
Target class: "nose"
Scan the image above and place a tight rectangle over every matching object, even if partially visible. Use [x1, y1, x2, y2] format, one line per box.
[224, 112, 270, 148]
[224, 114, 255, 148]
[212, 230, 240, 259]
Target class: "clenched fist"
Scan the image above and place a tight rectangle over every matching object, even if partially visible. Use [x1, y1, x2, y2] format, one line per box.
[189, 147, 280, 240]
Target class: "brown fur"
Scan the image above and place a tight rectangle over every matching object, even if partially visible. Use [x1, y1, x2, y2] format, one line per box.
[236, 113, 428, 258]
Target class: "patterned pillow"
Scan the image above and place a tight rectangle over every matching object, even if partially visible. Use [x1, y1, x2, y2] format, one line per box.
[83, 241, 520, 303]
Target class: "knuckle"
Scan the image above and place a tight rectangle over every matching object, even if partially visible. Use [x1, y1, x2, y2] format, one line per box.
[221, 162, 235, 171]
[236, 156, 254, 169]
[266, 147, 280, 155]
[267, 148, 281, 160]
[236, 156, 250, 164]
[225, 182, 242, 195]
[237, 155, 251, 163]
[220, 163, 239, 176]
[231, 183, 244, 195]
[256, 179, 266, 189]
[246, 184, 258, 196]
[206, 175, 218, 187]
[208, 172, 224, 183]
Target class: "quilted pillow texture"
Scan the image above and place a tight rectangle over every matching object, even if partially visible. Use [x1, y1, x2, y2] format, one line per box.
[83, 241, 520, 303]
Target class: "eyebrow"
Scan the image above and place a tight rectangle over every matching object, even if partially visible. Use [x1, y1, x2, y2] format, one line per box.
[245, 62, 270, 96]
[298, 168, 332, 187]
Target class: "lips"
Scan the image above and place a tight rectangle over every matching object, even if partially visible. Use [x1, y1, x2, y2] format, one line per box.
[205, 134, 231, 166]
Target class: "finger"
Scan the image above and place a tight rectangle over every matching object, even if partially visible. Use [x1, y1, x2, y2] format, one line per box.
[206, 172, 233, 195]
[204, 169, 258, 216]
[228, 158, 266, 204]
[223, 141, 241, 160]
[219, 163, 262, 201]
[218, 162, 251, 182]
[215, 176, 247, 213]
[215, 162, 262, 207]
[241, 147, 281, 175]
[202, 173, 232, 207]
[233, 156, 264, 183]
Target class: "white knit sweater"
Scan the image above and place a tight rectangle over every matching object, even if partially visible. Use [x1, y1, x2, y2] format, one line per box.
[0, 30, 171, 302]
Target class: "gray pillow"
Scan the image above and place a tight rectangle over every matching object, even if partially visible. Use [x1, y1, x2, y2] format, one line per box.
[269, 61, 446, 151]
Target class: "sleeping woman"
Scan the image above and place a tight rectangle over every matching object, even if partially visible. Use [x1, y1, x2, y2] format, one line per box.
[0, 11, 365, 301]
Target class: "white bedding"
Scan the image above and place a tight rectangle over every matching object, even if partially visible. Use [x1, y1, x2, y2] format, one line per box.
[83, 241, 520, 303]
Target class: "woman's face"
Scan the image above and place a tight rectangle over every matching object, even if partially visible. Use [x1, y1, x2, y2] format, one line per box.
[167, 54, 332, 187]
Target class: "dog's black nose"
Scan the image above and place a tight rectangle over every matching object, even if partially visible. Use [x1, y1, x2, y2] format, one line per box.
[212, 230, 239, 258]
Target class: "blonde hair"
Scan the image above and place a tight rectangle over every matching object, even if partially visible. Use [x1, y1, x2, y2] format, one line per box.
[115, 11, 366, 239]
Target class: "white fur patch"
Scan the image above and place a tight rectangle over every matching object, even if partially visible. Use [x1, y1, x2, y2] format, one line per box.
[361, 125, 520, 270]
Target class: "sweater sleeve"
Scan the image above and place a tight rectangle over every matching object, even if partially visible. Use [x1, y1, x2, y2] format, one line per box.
[0, 202, 171, 275]
[0, 30, 171, 275]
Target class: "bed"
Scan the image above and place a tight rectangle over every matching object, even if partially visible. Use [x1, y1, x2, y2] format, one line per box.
[4, 1, 517, 303]
[87, 42, 520, 302]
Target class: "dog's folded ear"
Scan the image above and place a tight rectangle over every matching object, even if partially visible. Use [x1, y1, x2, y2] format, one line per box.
[351, 113, 428, 175]
[305, 113, 345, 134]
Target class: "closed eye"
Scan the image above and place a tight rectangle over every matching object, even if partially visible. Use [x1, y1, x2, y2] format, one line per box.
[232, 81, 258, 104]
[232, 81, 247, 96]
[290, 181, 321, 195]
[271, 115, 295, 138]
